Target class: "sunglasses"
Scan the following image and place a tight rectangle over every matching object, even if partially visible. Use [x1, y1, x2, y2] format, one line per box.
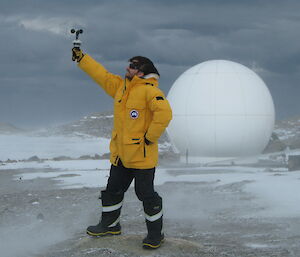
[129, 62, 140, 70]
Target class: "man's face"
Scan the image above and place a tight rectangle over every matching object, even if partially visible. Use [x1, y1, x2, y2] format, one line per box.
[125, 61, 143, 80]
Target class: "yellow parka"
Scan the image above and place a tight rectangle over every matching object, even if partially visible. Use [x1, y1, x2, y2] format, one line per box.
[78, 54, 172, 169]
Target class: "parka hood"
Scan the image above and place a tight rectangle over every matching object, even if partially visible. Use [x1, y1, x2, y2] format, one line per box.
[130, 75, 159, 88]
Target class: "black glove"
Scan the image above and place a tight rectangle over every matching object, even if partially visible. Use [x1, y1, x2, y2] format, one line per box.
[72, 47, 84, 62]
[145, 137, 153, 145]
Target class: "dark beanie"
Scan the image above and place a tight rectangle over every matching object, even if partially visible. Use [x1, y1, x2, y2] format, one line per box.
[129, 56, 160, 77]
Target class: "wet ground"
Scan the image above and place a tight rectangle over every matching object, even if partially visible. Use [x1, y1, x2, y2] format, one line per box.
[1, 167, 300, 257]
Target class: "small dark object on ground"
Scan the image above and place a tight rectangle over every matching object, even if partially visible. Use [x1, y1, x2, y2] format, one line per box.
[288, 155, 300, 171]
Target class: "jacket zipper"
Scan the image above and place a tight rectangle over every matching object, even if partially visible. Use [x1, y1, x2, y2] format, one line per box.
[118, 80, 127, 103]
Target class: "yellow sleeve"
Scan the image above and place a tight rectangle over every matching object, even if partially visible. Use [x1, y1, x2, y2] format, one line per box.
[146, 88, 173, 142]
[78, 54, 123, 98]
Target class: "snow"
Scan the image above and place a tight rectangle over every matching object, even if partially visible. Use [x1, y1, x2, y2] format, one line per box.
[1, 133, 300, 219]
[4, 158, 300, 218]
[274, 125, 300, 141]
[243, 172, 300, 218]
[0, 134, 110, 161]
[17, 169, 110, 189]
[1, 159, 110, 171]
[245, 243, 272, 249]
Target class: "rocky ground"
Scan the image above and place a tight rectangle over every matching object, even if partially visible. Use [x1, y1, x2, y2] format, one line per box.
[1, 166, 300, 257]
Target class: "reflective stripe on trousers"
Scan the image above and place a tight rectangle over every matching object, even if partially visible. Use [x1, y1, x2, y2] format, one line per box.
[145, 210, 163, 222]
[102, 200, 123, 212]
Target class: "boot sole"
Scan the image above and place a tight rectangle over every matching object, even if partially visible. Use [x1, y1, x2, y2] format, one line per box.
[86, 230, 121, 237]
[143, 238, 165, 249]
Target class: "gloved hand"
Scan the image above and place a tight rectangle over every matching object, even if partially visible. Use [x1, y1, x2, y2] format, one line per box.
[72, 47, 84, 62]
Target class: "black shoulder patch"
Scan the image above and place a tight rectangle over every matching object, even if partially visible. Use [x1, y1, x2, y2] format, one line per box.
[156, 96, 164, 100]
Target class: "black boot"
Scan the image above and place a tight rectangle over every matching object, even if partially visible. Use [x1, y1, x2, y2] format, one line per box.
[142, 196, 164, 249]
[87, 190, 123, 237]
[143, 231, 164, 250]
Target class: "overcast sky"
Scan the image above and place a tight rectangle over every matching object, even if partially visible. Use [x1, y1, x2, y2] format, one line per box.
[1, 0, 300, 128]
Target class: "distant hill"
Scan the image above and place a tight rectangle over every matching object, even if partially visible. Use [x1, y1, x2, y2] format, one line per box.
[37, 111, 114, 138]
[274, 115, 300, 149]
[0, 123, 24, 134]
[29, 112, 300, 152]
[36, 110, 170, 142]
[33, 110, 174, 160]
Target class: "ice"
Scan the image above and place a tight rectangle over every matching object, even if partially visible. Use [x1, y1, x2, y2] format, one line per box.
[0, 134, 110, 161]
[2, 132, 300, 257]
[1, 159, 110, 171]
[2, 133, 300, 220]
[7, 156, 300, 219]
[245, 243, 271, 249]
[16, 169, 110, 189]
[244, 172, 300, 218]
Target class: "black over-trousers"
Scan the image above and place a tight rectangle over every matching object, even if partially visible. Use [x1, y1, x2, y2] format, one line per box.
[106, 160, 160, 202]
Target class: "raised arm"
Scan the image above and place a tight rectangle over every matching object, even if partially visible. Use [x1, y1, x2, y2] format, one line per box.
[78, 54, 123, 98]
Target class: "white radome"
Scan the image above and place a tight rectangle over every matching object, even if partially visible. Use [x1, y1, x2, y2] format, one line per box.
[167, 60, 275, 162]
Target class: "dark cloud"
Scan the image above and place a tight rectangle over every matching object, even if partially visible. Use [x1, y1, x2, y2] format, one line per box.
[1, 0, 300, 128]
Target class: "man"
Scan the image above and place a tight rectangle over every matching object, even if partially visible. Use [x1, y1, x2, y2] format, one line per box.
[72, 48, 172, 249]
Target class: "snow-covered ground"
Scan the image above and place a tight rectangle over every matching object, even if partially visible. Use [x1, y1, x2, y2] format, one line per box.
[1, 133, 300, 256]
[0, 133, 171, 161]
[1, 133, 300, 219]
[2, 160, 299, 219]
[0, 134, 110, 161]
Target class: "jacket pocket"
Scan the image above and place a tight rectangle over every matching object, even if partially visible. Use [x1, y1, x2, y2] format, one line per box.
[122, 134, 145, 163]
[125, 100, 146, 132]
